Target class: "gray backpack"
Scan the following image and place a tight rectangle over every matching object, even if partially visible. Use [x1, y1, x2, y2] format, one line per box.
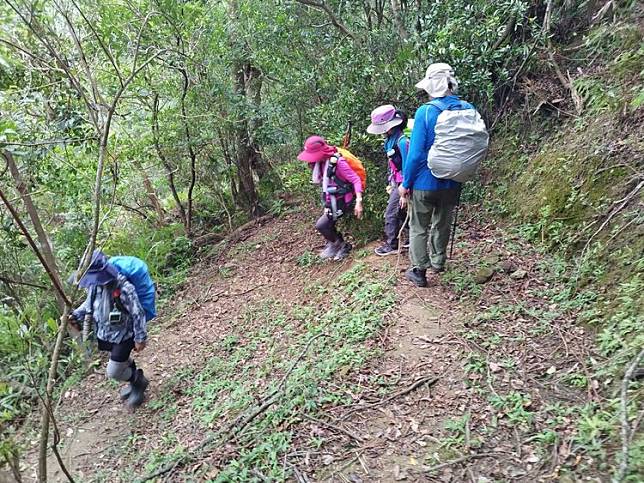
[426, 99, 489, 182]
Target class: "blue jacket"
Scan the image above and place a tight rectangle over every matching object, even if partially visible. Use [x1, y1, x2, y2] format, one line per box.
[384, 127, 409, 184]
[403, 95, 473, 191]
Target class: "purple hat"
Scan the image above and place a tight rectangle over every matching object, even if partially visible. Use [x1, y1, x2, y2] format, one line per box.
[367, 105, 404, 135]
[297, 135, 337, 163]
[78, 250, 119, 288]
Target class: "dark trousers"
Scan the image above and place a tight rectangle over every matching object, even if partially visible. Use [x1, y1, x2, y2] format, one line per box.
[384, 182, 408, 248]
[98, 337, 135, 362]
[316, 196, 353, 243]
[316, 213, 341, 242]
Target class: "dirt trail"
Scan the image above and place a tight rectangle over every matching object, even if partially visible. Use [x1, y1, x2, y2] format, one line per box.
[25, 205, 595, 482]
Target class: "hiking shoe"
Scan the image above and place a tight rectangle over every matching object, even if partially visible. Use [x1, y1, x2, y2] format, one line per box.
[333, 242, 352, 261]
[119, 383, 133, 400]
[126, 369, 149, 409]
[405, 267, 428, 287]
[374, 244, 398, 256]
[319, 240, 341, 260]
[430, 265, 445, 273]
[119, 361, 136, 400]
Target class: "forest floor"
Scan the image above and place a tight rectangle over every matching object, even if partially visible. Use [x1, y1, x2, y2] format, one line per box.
[23, 202, 606, 482]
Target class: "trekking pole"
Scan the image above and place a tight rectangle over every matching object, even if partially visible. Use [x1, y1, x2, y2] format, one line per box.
[342, 120, 352, 149]
[449, 189, 462, 259]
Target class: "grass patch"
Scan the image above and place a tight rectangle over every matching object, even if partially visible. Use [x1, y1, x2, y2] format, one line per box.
[138, 263, 395, 480]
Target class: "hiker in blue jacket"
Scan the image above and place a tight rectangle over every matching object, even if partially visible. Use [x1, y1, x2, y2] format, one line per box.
[367, 104, 410, 256]
[399, 63, 474, 287]
[69, 250, 150, 408]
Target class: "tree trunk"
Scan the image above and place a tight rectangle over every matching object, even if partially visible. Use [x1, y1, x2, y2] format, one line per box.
[132, 158, 165, 224]
[228, 0, 263, 217]
[233, 63, 264, 217]
[2, 150, 65, 311]
[390, 0, 408, 40]
[178, 67, 197, 236]
[38, 306, 71, 483]
[243, 62, 271, 180]
[151, 93, 189, 232]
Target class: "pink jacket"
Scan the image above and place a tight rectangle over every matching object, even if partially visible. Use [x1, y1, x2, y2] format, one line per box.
[312, 157, 363, 204]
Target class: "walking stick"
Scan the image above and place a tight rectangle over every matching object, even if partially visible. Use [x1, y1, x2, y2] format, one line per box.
[449, 189, 462, 259]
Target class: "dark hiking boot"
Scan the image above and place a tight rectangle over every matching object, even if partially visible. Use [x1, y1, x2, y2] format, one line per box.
[119, 361, 136, 400]
[405, 267, 428, 287]
[126, 369, 149, 409]
[430, 265, 445, 273]
[119, 383, 133, 400]
[374, 244, 398, 256]
[319, 240, 341, 260]
[333, 242, 352, 261]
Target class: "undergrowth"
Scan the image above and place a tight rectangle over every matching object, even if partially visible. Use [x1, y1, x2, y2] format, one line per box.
[132, 263, 396, 481]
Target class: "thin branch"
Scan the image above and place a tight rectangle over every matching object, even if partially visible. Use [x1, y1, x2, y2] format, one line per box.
[340, 374, 439, 420]
[68, 0, 124, 87]
[137, 333, 327, 482]
[613, 349, 644, 483]
[4, 0, 100, 130]
[580, 180, 643, 260]
[0, 273, 48, 290]
[1, 137, 97, 147]
[52, 0, 104, 107]
[0, 187, 70, 305]
[293, 0, 357, 41]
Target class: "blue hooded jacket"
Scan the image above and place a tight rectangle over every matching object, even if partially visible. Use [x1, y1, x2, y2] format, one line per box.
[402, 95, 473, 191]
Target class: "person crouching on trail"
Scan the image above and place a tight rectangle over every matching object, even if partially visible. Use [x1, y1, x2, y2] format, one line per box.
[69, 250, 149, 408]
[298, 135, 364, 261]
[367, 105, 410, 256]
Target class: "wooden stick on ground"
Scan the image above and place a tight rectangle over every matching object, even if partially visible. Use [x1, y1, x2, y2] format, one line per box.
[340, 374, 439, 421]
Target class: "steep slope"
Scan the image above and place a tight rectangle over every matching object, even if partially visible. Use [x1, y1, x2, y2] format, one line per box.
[20, 200, 619, 482]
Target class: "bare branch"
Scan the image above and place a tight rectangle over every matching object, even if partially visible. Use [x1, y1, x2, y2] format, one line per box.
[0, 273, 48, 290]
[293, 0, 357, 41]
[614, 349, 644, 483]
[0, 187, 70, 306]
[1, 137, 97, 147]
[68, 0, 124, 87]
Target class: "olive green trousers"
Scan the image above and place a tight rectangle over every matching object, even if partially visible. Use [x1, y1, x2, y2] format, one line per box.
[408, 188, 460, 270]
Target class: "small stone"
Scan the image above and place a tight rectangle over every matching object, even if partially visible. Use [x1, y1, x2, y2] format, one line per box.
[510, 269, 528, 280]
[490, 362, 502, 373]
[546, 365, 557, 375]
[500, 260, 516, 273]
[525, 454, 539, 463]
[474, 267, 495, 284]
[482, 253, 500, 265]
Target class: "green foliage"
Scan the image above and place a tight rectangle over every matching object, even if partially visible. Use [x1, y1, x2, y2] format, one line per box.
[152, 264, 396, 478]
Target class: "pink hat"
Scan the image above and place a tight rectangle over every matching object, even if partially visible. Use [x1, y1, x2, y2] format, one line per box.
[297, 135, 336, 163]
[367, 104, 404, 135]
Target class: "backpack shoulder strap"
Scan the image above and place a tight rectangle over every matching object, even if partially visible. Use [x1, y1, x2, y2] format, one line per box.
[428, 99, 448, 112]
[425, 100, 446, 127]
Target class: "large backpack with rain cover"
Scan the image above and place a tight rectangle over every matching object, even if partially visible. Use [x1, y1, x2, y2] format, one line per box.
[426, 99, 489, 182]
[109, 256, 157, 322]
